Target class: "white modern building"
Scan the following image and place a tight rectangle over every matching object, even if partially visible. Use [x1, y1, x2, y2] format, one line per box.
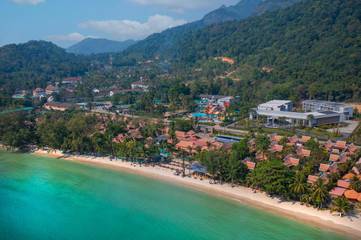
[257, 100, 293, 112]
[250, 100, 344, 128]
[302, 100, 353, 121]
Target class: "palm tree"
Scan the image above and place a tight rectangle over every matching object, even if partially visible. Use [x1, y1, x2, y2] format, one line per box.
[311, 178, 329, 209]
[289, 172, 308, 199]
[331, 197, 352, 217]
[255, 134, 270, 159]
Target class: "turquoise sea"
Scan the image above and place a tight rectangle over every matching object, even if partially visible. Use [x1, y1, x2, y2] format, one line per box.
[0, 152, 348, 240]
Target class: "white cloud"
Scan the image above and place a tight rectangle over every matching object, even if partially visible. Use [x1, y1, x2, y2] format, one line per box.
[132, 0, 237, 11]
[11, 0, 45, 5]
[47, 32, 90, 42]
[79, 14, 186, 40]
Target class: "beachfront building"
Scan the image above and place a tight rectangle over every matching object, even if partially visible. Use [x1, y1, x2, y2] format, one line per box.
[302, 100, 353, 121]
[250, 100, 343, 128]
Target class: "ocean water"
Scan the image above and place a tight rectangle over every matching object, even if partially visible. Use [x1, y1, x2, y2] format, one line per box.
[0, 152, 348, 240]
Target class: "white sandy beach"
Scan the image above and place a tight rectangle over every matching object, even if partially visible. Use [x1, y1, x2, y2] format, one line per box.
[33, 149, 361, 239]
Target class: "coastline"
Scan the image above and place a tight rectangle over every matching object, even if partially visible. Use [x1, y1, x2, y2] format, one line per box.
[32, 149, 361, 239]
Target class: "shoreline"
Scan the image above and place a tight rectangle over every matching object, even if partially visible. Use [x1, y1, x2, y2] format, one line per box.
[32, 149, 361, 239]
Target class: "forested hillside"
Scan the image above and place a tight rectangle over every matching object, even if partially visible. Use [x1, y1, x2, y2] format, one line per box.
[123, 0, 361, 104]
[175, 0, 361, 102]
[0, 41, 89, 93]
[120, 0, 300, 60]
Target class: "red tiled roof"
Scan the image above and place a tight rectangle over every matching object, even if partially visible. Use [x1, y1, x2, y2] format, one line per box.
[271, 144, 283, 152]
[337, 180, 350, 189]
[307, 175, 319, 184]
[343, 173, 356, 180]
[329, 154, 340, 162]
[335, 141, 347, 149]
[319, 163, 330, 172]
[358, 193, 361, 202]
[245, 161, 256, 170]
[298, 148, 311, 158]
[271, 135, 283, 143]
[330, 187, 346, 197]
[175, 141, 194, 150]
[300, 136, 311, 143]
[284, 157, 300, 167]
[344, 190, 359, 200]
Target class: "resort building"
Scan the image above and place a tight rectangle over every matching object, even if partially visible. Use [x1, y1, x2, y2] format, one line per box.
[302, 100, 353, 121]
[250, 100, 343, 127]
[257, 100, 293, 112]
[191, 95, 234, 124]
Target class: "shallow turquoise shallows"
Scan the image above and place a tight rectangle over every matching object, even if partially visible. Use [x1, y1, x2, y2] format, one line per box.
[0, 152, 348, 240]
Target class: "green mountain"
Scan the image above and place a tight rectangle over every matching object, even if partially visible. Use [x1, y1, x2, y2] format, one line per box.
[67, 38, 136, 55]
[0, 41, 89, 93]
[121, 0, 300, 60]
[202, 0, 300, 25]
[173, 0, 361, 102]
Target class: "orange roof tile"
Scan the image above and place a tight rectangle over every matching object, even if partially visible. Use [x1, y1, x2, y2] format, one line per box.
[319, 164, 330, 172]
[330, 187, 346, 197]
[284, 157, 300, 167]
[337, 180, 350, 189]
[271, 144, 283, 152]
[300, 136, 311, 143]
[245, 161, 256, 170]
[344, 190, 359, 200]
[343, 173, 356, 180]
[335, 141, 347, 149]
[271, 135, 283, 143]
[329, 154, 340, 162]
[358, 193, 361, 202]
[298, 148, 311, 158]
[307, 175, 319, 184]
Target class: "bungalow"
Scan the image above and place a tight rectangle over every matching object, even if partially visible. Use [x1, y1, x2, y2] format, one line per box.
[284, 156, 300, 167]
[300, 135, 311, 143]
[319, 163, 331, 172]
[337, 179, 350, 189]
[176, 141, 195, 152]
[329, 154, 340, 162]
[344, 190, 359, 201]
[343, 173, 356, 180]
[335, 141, 347, 150]
[271, 144, 283, 153]
[243, 159, 256, 170]
[307, 175, 319, 184]
[330, 187, 347, 198]
[256, 151, 268, 161]
[297, 148, 311, 158]
[271, 134, 283, 143]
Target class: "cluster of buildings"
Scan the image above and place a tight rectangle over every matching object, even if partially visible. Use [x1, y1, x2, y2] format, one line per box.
[191, 95, 234, 124]
[174, 130, 224, 153]
[250, 100, 354, 128]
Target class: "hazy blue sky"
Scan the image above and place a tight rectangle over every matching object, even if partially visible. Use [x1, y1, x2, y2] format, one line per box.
[0, 0, 238, 47]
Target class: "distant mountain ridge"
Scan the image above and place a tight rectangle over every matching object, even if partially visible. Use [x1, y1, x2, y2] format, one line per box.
[67, 38, 136, 55]
[120, 0, 301, 60]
